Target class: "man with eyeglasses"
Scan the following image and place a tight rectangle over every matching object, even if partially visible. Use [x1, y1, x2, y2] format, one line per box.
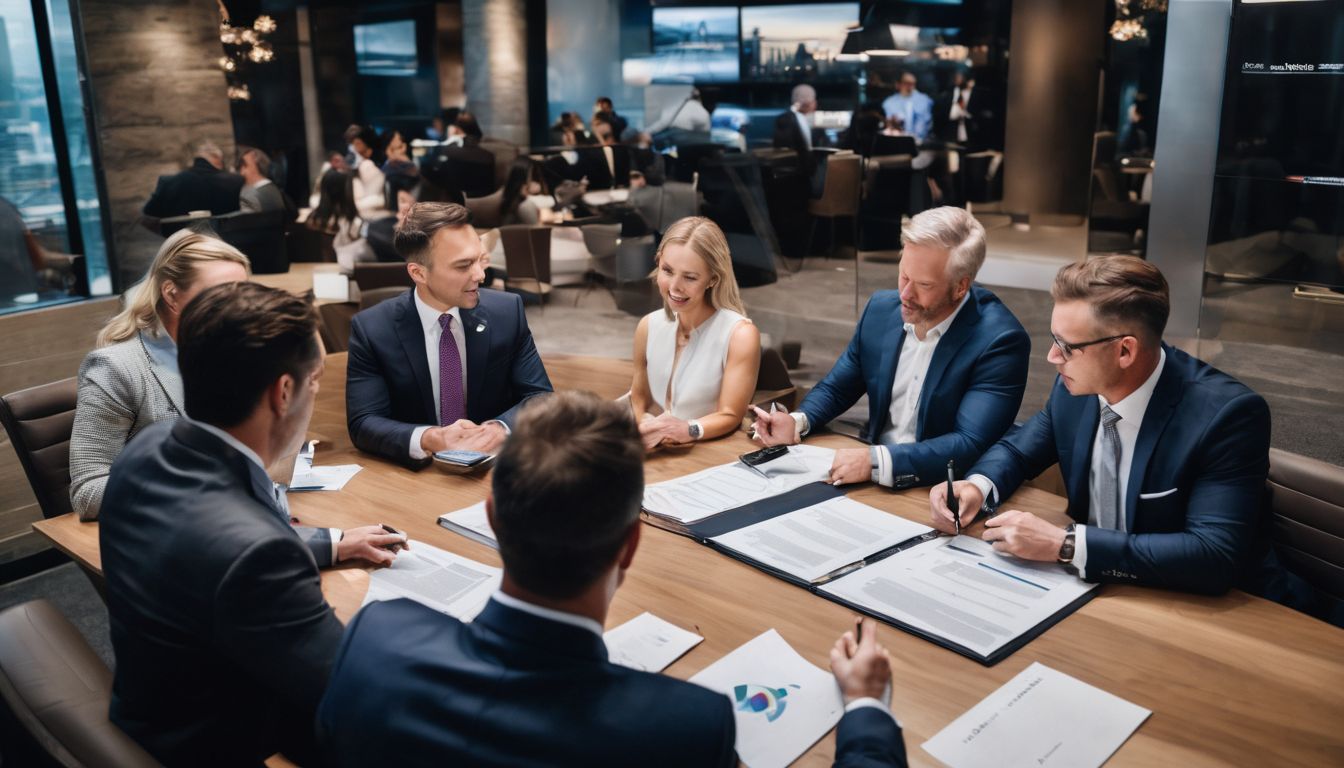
[929, 255, 1280, 596]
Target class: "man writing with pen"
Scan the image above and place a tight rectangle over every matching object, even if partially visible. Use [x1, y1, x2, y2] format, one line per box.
[752, 207, 1031, 489]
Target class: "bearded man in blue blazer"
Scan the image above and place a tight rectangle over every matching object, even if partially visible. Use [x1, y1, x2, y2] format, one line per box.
[753, 206, 1030, 489]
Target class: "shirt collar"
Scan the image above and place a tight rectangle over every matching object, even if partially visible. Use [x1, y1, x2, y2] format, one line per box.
[186, 417, 268, 477]
[491, 590, 605, 638]
[1099, 347, 1167, 424]
[412, 287, 462, 336]
[902, 291, 970, 340]
[139, 324, 177, 369]
[250, 178, 273, 189]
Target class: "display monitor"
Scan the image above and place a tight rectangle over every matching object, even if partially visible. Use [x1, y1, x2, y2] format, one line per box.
[650, 7, 740, 83]
[740, 3, 859, 80]
[354, 20, 417, 77]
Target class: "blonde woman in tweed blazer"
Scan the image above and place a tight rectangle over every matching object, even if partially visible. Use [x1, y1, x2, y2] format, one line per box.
[70, 230, 249, 520]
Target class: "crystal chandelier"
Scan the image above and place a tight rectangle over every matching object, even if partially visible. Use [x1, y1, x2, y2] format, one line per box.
[217, 1, 277, 100]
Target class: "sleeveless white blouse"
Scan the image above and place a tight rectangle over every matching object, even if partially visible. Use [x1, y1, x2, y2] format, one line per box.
[644, 307, 750, 420]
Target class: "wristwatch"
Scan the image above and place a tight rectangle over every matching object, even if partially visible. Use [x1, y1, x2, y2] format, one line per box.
[687, 420, 703, 441]
[1057, 523, 1076, 564]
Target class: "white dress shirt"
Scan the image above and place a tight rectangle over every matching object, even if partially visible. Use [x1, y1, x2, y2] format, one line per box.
[408, 288, 467, 460]
[189, 418, 341, 562]
[968, 349, 1167, 577]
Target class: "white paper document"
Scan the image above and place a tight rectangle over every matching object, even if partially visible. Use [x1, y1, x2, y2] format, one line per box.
[603, 612, 703, 672]
[362, 540, 501, 621]
[437, 501, 498, 549]
[642, 445, 836, 524]
[820, 535, 1096, 660]
[690, 629, 844, 768]
[923, 662, 1151, 768]
[288, 440, 362, 492]
[711, 496, 934, 583]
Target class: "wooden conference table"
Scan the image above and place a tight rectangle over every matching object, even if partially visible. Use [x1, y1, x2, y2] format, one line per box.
[33, 354, 1344, 767]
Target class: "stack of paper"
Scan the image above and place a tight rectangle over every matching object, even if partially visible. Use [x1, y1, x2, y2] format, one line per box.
[923, 662, 1151, 768]
[437, 501, 498, 548]
[642, 445, 835, 527]
[690, 629, 844, 768]
[361, 540, 500, 621]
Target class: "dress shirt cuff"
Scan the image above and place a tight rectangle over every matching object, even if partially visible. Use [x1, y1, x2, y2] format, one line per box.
[844, 692, 899, 728]
[791, 411, 810, 438]
[967, 474, 999, 508]
[409, 426, 431, 461]
[330, 528, 342, 564]
[870, 446, 893, 487]
[485, 419, 511, 437]
[1073, 525, 1088, 579]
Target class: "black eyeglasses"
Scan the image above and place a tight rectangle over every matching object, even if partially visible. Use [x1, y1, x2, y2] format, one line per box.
[1050, 332, 1130, 360]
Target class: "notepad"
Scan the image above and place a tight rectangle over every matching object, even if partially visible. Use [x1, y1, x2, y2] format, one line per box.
[603, 612, 702, 673]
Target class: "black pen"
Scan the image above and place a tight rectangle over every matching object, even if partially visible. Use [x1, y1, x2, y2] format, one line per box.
[947, 459, 960, 536]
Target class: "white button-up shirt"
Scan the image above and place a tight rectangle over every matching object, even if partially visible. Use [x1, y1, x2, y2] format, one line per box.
[408, 288, 467, 460]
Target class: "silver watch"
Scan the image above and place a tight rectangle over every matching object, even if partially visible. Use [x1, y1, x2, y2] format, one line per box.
[687, 420, 703, 440]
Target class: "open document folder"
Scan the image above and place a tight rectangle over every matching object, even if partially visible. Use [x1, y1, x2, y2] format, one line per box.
[641, 444, 835, 528]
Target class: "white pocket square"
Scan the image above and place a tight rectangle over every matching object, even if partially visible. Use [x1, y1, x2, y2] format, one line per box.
[1139, 487, 1178, 500]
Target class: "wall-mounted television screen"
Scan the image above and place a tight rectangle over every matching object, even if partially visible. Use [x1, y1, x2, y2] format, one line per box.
[354, 20, 418, 77]
[650, 7, 740, 83]
[741, 3, 859, 80]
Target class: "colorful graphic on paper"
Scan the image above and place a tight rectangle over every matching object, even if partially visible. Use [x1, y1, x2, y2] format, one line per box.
[733, 683, 800, 722]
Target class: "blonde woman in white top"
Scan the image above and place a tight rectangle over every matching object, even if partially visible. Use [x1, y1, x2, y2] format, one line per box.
[630, 216, 760, 451]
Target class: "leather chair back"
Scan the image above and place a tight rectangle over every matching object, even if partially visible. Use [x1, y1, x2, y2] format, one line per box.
[0, 378, 77, 520]
[499, 225, 552, 295]
[0, 600, 159, 767]
[352, 263, 414, 291]
[360, 286, 409, 312]
[213, 210, 289, 274]
[465, 188, 504, 230]
[1268, 447, 1344, 601]
[809, 152, 861, 218]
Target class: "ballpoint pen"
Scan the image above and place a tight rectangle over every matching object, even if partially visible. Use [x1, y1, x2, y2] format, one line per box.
[947, 459, 960, 536]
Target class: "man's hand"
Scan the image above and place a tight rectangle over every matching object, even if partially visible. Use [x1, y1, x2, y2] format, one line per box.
[458, 421, 507, 453]
[638, 413, 690, 452]
[829, 617, 892, 706]
[420, 420, 506, 454]
[829, 448, 871, 486]
[929, 480, 984, 534]
[336, 525, 409, 566]
[982, 510, 1067, 561]
[749, 406, 799, 447]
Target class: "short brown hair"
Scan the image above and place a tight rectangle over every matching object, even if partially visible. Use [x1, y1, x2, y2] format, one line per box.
[1051, 255, 1169, 342]
[393, 202, 474, 265]
[490, 391, 644, 599]
[178, 282, 321, 427]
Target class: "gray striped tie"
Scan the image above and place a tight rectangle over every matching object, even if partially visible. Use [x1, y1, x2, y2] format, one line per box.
[1095, 405, 1124, 531]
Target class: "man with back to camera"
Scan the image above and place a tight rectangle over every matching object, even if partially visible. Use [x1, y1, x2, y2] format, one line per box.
[142, 140, 244, 219]
[931, 256, 1282, 596]
[98, 283, 405, 766]
[345, 202, 552, 468]
[752, 206, 1030, 490]
[317, 391, 910, 767]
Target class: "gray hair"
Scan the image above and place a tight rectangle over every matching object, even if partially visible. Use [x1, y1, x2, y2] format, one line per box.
[901, 206, 986, 283]
[243, 147, 271, 178]
[195, 140, 224, 164]
[791, 84, 816, 105]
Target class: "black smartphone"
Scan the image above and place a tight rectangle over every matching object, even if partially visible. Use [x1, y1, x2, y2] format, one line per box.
[739, 444, 790, 467]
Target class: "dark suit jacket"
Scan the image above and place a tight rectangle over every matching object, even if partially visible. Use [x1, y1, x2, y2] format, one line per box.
[317, 598, 909, 767]
[773, 110, 819, 178]
[346, 288, 553, 467]
[143, 158, 245, 218]
[801, 285, 1030, 487]
[970, 344, 1275, 595]
[99, 419, 343, 767]
[423, 140, 497, 198]
[933, 87, 992, 150]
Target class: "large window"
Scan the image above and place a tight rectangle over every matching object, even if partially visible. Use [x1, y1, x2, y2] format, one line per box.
[0, 0, 112, 316]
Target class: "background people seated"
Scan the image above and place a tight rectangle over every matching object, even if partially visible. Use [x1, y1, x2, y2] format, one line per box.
[882, 72, 933, 143]
[752, 207, 1030, 488]
[142, 140, 243, 219]
[345, 124, 387, 216]
[317, 392, 909, 768]
[237, 146, 291, 216]
[306, 170, 370, 272]
[99, 282, 402, 766]
[630, 217, 760, 451]
[346, 202, 552, 467]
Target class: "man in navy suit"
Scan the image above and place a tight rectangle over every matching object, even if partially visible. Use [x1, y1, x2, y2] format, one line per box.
[753, 206, 1030, 489]
[931, 256, 1275, 595]
[317, 392, 909, 767]
[99, 283, 404, 766]
[346, 202, 552, 468]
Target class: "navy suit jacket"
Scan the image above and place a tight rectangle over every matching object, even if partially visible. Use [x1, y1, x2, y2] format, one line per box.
[346, 288, 553, 467]
[801, 285, 1030, 486]
[100, 419, 343, 766]
[317, 598, 908, 767]
[970, 344, 1274, 595]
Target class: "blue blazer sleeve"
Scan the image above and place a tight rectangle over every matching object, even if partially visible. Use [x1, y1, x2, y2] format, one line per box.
[800, 299, 875, 430]
[345, 315, 426, 468]
[833, 707, 908, 768]
[882, 322, 1029, 484]
[1085, 392, 1271, 594]
[492, 291, 553, 429]
[969, 382, 1064, 505]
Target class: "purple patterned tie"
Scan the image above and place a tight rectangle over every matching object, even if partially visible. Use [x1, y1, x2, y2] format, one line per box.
[438, 314, 464, 426]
